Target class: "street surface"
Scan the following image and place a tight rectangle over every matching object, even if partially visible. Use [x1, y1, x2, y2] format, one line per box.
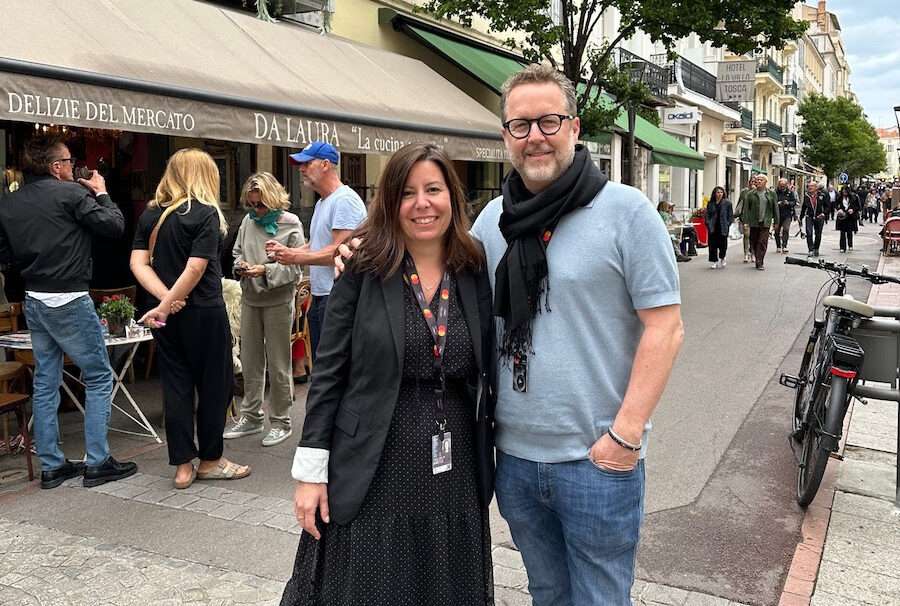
[0, 221, 887, 605]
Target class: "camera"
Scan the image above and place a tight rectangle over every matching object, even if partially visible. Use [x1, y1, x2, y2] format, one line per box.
[512, 354, 528, 393]
[74, 166, 94, 181]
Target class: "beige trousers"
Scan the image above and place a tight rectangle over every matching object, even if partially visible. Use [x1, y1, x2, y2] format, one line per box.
[239, 301, 294, 430]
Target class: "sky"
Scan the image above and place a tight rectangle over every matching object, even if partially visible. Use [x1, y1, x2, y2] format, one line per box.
[806, 0, 900, 130]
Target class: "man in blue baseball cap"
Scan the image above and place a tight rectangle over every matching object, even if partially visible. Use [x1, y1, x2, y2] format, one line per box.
[266, 141, 366, 361]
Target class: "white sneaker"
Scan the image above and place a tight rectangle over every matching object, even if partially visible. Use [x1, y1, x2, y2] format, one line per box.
[223, 416, 263, 439]
[710, 262, 718, 269]
[262, 426, 293, 447]
[720, 259, 726, 268]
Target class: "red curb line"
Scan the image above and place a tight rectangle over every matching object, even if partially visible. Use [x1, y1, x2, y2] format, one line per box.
[778, 252, 899, 606]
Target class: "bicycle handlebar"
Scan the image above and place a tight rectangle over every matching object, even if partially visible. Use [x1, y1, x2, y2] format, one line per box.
[784, 255, 900, 285]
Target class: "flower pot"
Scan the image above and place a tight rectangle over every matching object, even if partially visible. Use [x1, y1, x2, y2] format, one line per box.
[106, 318, 127, 337]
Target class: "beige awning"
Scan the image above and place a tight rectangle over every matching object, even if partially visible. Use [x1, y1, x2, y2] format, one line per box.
[0, 0, 507, 162]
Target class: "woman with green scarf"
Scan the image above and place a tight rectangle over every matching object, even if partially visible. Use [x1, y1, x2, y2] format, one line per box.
[227, 172, 305, 447]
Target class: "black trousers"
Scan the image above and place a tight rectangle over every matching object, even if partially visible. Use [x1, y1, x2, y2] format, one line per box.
[840, 229, 854, 251]
[153, 305, 233, 466]
[708, 232, 728, 262]
[805, 218, 824, 253]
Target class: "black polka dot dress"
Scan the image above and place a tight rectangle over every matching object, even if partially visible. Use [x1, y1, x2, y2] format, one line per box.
[281, 275, 494, 606]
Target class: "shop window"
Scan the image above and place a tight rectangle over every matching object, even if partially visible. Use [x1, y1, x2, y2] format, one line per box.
[341, 153, 367, 202]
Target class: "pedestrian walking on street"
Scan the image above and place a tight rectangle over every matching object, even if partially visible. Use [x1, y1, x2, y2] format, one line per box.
[705, 186, 732, 268]
[265, 141, 366, 363]
[131, 148, 250, 489]
[827, 184, 837, 222]
[800, 181, 829, 257]
[774, 178, 797, 253]
[744, 175, 778, 270]
[866, 189, 879, 224]
[734, 175, 757, 263]
[835, 185, 861, 253]
[225, 173, 305, 447]
[0, 135, 138, 489]
[283, 144, 495, 606]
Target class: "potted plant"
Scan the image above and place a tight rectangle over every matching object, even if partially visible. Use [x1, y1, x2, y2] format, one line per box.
[97, 295, 135, 337]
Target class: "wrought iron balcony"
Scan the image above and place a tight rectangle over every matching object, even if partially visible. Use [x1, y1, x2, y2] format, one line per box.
[741, 108, 753, 131]
[755, 119, 783, 143]
[724, 104, 753, 131]
[615, 48, 670, 99]
[756, 56, 784, 85]
[649, 54, 718, 100]
[783, 81, 799, 98]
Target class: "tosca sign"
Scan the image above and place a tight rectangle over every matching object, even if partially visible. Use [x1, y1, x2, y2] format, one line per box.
[0, 72, 508, 162]
[716, 60, 755, 102]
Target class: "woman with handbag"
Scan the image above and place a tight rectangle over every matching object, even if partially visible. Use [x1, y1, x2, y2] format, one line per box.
[705, 186, 733, 269]
[835, 185, 861, 253]
[281, 143, 495, 606]
[130, 148, 250, 489]
[224, 172, 305, 447]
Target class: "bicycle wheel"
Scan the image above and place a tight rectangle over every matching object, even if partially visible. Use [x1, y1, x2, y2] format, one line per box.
[793, 324, 825, 435]
[796, 374, 846, 507]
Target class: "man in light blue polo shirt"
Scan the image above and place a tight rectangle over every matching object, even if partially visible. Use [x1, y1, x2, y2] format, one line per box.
[267, 141, 366, 360]
[471, 65, 684, 606]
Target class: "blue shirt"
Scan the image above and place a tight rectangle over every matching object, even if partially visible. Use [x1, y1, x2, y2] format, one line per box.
[471, 181, 681, 462]
[308, 185, 367, 296]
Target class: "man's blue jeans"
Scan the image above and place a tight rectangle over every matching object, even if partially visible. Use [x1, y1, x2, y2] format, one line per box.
[495, 451, 645, 606]
[25, 295, 113, 470]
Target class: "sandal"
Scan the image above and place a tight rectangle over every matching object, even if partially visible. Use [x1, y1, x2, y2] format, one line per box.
[196, 459, 251, 481]
[174, 466, 197, 490]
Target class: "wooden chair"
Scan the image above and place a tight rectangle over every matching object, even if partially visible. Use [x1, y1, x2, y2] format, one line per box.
[291, 280, 313, 377]
[0, 302, 22, 333]
[0, 393, 33, 481]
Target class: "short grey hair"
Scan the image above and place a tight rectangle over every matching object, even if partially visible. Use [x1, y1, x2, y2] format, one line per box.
[500, 64, 578, 121]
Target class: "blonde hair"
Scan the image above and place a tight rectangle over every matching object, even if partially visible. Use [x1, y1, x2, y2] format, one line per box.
[240, 172, 290, 211]
[150, 148, 227, 235]
[500, 63, 577, 121]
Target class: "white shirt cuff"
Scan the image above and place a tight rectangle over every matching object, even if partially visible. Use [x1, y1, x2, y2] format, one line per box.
[291, 446, 329, 483]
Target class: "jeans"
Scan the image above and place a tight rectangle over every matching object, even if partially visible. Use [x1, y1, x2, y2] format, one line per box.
[308, 295, 329, 362]
[774, 218, 792, 250]
[25, 295, 112, 470]
[496, 451, 645, 606]
[805, 218, 824, 253]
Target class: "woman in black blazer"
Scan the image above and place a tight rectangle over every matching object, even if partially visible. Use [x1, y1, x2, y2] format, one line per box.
[835, 185, 861, 253]
[281, 144, 495, 606]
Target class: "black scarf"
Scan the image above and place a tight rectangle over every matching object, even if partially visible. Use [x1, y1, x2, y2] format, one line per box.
[494, 145, 607, 358]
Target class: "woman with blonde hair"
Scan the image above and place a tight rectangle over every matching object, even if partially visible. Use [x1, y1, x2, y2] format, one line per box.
[130, 148, 250, 488]
[224, 172, 305, 447]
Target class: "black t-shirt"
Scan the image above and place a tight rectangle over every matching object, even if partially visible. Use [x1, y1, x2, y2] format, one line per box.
[133, 200, 224, 308]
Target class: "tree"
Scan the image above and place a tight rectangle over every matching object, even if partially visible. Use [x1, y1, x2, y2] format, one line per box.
[422, 0, 806, 185]
[797, 94, 887, 184]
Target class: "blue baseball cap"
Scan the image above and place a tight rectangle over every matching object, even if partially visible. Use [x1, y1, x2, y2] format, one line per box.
[289, 141, 340, 165]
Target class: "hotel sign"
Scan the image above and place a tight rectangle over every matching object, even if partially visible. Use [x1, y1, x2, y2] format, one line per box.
[716, 60, 755, 103]
[0, 72, 508, 162]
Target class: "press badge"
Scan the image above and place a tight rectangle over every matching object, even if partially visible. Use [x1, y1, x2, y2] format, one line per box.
[431, 432, 452, 474]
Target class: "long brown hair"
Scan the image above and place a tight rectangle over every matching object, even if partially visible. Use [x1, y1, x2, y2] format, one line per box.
[353, 144, 483, 277]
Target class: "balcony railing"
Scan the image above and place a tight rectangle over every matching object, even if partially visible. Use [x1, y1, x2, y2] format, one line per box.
[650, 54, 718, 100]
[615, 48, 670, 99]
[783, 81, 799, 98]
[755, 119, 783, 143]
[756, 56, 784, 85]
[724, 104, 753, 131]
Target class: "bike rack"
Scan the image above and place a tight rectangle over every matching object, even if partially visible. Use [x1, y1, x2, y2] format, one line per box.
[851, 316, 900, 507]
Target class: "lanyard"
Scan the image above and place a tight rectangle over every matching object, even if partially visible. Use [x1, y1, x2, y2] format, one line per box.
[403, 256, 452, 429]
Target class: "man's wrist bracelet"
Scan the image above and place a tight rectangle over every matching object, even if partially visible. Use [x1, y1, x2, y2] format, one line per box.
[607, 427, 642, 452]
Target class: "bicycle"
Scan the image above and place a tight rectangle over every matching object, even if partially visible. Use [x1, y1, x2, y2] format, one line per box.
[779, 256, 900, 506]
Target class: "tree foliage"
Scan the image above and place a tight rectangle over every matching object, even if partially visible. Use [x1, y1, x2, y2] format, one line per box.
[422, 0, 807, 137]
[797, 94, 887, 182]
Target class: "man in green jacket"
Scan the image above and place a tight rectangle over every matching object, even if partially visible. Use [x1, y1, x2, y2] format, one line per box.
[734, 175, 758, 263]
[743, 174, 778, 270]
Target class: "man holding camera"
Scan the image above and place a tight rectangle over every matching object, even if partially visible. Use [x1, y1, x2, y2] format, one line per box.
[0, 136, 137, 489]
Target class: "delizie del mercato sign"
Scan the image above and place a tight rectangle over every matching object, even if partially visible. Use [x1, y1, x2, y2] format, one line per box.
[7, 92, 196, 131]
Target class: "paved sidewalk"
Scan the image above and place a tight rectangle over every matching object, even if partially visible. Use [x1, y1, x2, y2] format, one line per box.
[801, 254, 900, 606]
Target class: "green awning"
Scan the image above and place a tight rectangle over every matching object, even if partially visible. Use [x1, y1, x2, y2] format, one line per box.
[399, 24, 526, 94]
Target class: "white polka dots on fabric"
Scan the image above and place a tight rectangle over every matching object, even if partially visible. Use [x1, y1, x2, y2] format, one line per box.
[281, 275, 494, 606]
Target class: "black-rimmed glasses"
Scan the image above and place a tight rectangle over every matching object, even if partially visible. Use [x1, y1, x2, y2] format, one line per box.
[54, 157, 76, 164]
[502, 114, 574, 139]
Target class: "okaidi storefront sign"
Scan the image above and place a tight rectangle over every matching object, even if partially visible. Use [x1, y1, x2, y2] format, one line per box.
[0, 72, 508, 162]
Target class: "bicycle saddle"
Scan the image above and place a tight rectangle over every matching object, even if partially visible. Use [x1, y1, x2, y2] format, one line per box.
[822, 295, 874, 318]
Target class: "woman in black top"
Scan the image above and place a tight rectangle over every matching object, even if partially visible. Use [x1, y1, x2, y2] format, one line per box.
[705, 186, 733, 269]
[834, 185, 861, 253]
[281, 144, 495, 606]
[130, 148, 250, 489]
